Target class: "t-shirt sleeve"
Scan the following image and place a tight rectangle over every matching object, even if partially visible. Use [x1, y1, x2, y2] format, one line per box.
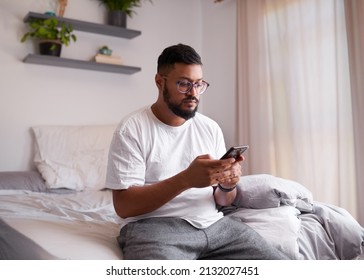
[105, 127, 145, 190]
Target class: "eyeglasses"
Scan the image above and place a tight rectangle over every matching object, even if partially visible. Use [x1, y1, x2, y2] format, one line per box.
[163, 76, 210, 95]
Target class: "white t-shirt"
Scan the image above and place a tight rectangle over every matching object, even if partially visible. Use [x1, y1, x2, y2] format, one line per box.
[106, 106, 226, 228]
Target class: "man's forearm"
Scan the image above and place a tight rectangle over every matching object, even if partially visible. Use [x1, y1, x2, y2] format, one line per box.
[112, 171, 190, 219]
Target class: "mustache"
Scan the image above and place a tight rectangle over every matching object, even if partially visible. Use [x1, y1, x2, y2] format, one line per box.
[182, 96, 199, 103]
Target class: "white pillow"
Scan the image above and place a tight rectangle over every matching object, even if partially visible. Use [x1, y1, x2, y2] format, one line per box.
[32, 125, 116, 191]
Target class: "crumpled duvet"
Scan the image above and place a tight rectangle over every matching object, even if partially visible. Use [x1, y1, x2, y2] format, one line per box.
[298, 202, 364, 260]
[222, 174, 364, 260]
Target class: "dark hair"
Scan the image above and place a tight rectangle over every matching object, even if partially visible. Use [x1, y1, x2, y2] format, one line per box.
[157, 44, 202, 74]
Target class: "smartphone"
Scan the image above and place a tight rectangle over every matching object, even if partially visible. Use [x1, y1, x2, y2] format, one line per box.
[220, 145, 249, 159]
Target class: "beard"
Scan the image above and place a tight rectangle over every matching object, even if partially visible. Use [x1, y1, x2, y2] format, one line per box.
[163, 87, 199, 120]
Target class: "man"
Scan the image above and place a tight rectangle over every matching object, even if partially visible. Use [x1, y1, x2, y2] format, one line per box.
[106, 44, 288, 260]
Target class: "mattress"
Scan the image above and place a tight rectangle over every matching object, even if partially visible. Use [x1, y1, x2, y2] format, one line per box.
[0, 189, 122, 259]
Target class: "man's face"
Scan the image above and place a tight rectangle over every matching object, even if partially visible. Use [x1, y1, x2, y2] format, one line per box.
[162, 63, 203, 120]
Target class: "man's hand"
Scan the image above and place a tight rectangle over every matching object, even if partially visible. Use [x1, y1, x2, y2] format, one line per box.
[217, 155, 244, 188]
[213, 155, 244, 206]
[182, 154, 244, 188]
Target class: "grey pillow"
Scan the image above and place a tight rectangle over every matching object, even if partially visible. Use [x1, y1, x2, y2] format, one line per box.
[233, 174, 313, 211]
[0, 171, 73, 193]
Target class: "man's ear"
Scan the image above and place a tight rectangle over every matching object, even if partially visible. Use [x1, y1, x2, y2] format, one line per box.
[155, 73, 164, 91]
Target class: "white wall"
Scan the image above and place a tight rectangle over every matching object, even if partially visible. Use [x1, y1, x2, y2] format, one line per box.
[201, 0, 237, 147]
[0, 0, 236, 171]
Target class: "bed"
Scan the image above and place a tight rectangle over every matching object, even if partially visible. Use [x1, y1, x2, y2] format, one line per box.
[1, 125, 363, 260]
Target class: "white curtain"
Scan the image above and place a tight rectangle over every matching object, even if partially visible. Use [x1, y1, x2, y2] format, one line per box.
[236, 0, 362, 224]
[344, 0, 364, 225]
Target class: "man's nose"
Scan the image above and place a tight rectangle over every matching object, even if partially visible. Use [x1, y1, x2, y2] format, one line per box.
[186, 85, 198, 96]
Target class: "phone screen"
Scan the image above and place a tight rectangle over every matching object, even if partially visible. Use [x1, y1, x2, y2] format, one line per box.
[220, 145, 249, 159]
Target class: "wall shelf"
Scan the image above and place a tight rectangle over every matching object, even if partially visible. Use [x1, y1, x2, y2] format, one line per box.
[24, 12, 141, 39]
[23, 54, 141, 74]
[22, 12, 142, 74]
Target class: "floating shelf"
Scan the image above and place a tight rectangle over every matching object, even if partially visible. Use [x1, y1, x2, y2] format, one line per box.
[22, 12, 142, 74]
[23, 54, 141, 74]
[24, 11, 141, 39]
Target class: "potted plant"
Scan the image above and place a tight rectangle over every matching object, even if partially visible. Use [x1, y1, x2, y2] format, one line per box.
[96, 0, 151, 28]
[21, 17, 77, 57]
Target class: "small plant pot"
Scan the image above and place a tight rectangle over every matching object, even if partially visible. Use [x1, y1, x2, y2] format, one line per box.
[107, 10, 127, 28]
[39, 40, 62, 57]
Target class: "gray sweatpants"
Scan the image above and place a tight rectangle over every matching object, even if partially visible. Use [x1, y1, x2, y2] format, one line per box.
[117, 216, 290, 260]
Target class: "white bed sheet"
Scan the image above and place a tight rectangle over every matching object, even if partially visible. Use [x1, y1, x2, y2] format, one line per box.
[0, 189, 123, 260]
